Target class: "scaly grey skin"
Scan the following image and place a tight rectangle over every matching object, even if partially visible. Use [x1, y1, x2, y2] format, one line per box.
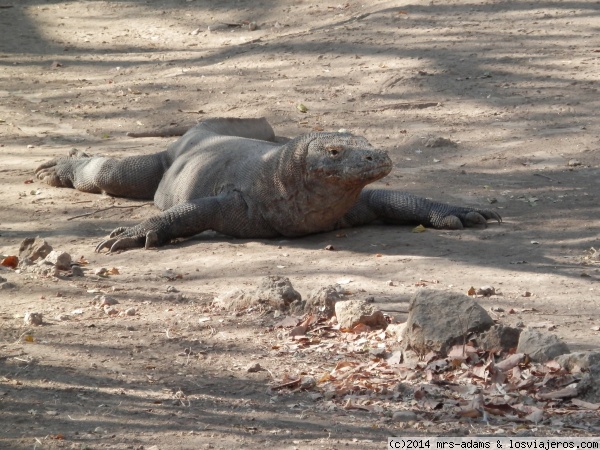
[35, 117, 502, 252]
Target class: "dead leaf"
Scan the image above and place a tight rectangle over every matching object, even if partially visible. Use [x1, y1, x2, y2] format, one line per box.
[458, 408, 482, 418]
[343, 399, 371, 411]
[0, 255, 18, 268]
[296, 103, 308, 113]
[571, 398, 600, 410]
[467, 286, 476, 296]
[107, 267, 120, 275]
[271, 378, 301, 390]
[412, 224, 426, 233]
[495, 353, 525, 372]
[537, 386, 577, 400]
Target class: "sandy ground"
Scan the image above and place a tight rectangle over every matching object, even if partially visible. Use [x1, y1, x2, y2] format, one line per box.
[1, 0, 599, 448]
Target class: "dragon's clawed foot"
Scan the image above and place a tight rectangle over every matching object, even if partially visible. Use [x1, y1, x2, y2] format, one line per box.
[95, 228, 160, 253]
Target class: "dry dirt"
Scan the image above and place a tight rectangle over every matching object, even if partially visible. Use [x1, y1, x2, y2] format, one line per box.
[1, 0, 600, 448]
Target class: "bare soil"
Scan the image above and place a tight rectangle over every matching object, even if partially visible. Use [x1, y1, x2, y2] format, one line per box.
[1, 0, 599, 448]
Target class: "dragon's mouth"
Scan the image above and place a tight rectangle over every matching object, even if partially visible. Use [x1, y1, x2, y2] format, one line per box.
[359, 162, 393, 179]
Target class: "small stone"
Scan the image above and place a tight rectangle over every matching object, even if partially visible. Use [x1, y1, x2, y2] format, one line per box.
[303, 285, 341, 318]
[125, 308, 136, 316]
[104, 306, 118, 316]
[478, 324, 521, 352]
[324, 244, 335, 251]
[246, 363, 264, 373]
[402, 290, 494, 355]
[555, 351, 600, 372]
[95, 268, 108, 277]
[567, 159, 581, 167]
[166, 285, 179, 293]
[56, 314, 70, 321]
[0, 282, 17, 290]
[323, 389, 336, 400]
[369, 347, 387, 358]
[424, 136, 457, 148]
[300, 376, 316, 390]
[476, 286, 495, 297]
[99, 295, 119, 306]
[24, 312, 43, 326]
[44, 250, 72, 270]
[517, 328, 570, 363]
[248, 21, 257, 31]
[19, 237, 53, 262]
[309, 392, 323, 401]
[335, 299, 388, 330]
[70, 266, 84, 277]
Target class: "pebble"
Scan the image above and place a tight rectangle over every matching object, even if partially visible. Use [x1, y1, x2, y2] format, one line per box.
[104, 306, 118, 315]
[300, 376, 316, 390]
[97, 295, 119, 306]
[24, 312, 43, 326]
[246, 362, 264, 373]
[476, 286, 495, 297]
[71, 266, 84, 277]
[125, 307, 136, 316]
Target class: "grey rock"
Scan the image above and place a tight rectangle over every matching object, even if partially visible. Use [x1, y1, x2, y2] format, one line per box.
[70, 266, 85, 277]
[44, 250, 72, 270]
[214, 275, 301, 311]
[424, 136, 457, 148]
[97, 295, 119, 306]
[254, 275, 301, 310]
[402, 289, 494, 356]
[0, 281, 17, 290]
[576, 365, 600, 403]
[24, 312, 43, 326]
[478, 324, 521, 352]
[334, 299, 387, 330]
[304, 285, 341, 318]
[300, 376, 316, 390]
[476, 285, 495, 297]
[516, 328, 570, 363]
[246, 362, 264, 373]
[19, 237, 53, 262]
[555, 351, 600, 372]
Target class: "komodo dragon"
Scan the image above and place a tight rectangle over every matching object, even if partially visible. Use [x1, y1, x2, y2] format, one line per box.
[35, 117, 502, 252]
